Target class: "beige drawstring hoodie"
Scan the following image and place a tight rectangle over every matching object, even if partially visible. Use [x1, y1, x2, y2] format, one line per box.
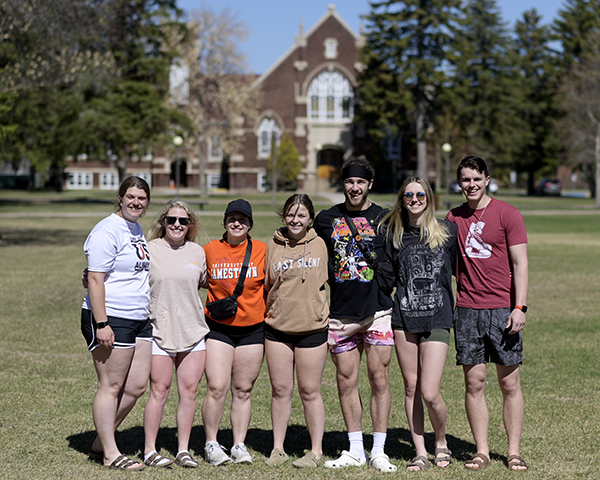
[264, 227, 329, 334]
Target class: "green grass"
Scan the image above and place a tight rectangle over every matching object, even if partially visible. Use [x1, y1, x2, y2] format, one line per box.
[0, 190, 598, 479]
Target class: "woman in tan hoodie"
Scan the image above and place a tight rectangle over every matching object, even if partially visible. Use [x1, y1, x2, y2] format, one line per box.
[263, 194, 329, 469]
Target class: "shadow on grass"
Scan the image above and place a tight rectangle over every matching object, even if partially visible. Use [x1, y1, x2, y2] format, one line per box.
[67, 424, 482, 463]
[0, 228, 85, 246]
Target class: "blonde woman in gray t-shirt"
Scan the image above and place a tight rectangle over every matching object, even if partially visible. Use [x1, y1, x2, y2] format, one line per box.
[142, 200, 209, 468]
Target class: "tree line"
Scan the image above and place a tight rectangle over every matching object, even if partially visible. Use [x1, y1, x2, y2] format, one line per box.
[357, 0, 600, 202]
[2, 0, 600, 203]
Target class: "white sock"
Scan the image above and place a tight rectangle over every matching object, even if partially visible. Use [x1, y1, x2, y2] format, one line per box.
[371, 431, 387, 457]
[348, 431, 366, 459]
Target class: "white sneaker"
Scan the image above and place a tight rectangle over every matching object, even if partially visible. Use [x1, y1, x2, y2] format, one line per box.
[204, 441, 231, 466]
[324, 450, 367, 468]
[231, 443, 253, 464]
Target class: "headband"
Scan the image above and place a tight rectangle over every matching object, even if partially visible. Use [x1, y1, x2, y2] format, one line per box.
[341, 165, 373, 181]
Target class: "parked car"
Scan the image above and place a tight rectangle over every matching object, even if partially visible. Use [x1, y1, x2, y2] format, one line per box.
[450, 178, 498, 194]
[536, 178, 562, 196]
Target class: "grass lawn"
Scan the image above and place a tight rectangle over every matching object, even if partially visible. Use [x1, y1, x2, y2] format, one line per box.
[0, 189, 598, 479]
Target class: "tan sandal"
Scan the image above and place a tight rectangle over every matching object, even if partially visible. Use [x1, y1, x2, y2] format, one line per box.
[507, 454, 529, 471]
[465, 452, 490, 470]
[434, 447, 452, 468]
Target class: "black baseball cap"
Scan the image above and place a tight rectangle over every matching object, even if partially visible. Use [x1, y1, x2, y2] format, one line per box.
[224, 199, 253, 225]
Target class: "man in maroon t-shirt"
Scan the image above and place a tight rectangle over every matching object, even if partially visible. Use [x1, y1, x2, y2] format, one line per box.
[446, 156, 529, 472]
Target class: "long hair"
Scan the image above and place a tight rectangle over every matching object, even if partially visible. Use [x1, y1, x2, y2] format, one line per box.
[147, 199, 199, 242]
[380, 176, 450, 250]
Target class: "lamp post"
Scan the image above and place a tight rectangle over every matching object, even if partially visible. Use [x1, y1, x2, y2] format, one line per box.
[442, 143, 452, 210]
[173, 135, 183, 199]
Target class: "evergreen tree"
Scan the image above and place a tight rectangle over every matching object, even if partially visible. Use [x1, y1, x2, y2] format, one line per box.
[553, 0, 600, 67]
[452, 0, 522, 172]
[358, 0, 461, 179]
[512, 9, 561, 194]
[77, 0, 184, 182]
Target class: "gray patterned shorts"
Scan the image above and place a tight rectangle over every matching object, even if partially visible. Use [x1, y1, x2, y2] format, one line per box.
[454, 307, 523, 366]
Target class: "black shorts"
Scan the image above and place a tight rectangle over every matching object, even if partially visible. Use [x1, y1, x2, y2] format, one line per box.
[454, 307, 523, 366]
[206, 319, 264, 347]
[81, 308, 152, 351]
[264, 323, 328, 348]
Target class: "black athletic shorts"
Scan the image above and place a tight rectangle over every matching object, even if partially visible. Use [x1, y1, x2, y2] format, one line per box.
[81, 308, 152, 351]
[206, 319, 264, 347]
[264, 323, 328, 348]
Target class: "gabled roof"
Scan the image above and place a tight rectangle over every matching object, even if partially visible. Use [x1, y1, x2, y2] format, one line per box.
[251, 4, 360, 89]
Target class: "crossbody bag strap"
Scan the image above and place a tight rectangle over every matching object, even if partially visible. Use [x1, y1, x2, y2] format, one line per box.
[344, 214, 377, 267]
[232, 239, 253, 299]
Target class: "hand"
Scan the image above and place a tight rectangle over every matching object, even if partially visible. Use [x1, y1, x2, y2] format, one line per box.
[96, 325, 115, 349]
[507, 309, 526, 335]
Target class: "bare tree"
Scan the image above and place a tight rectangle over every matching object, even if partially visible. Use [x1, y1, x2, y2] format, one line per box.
[168, 5, 262, 196]
[559, 33, 600, 206]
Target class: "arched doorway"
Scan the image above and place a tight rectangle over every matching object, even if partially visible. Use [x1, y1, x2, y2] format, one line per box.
[317, 148, 343, 188]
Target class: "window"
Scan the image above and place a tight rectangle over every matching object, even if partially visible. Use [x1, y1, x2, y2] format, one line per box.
[257, 171, 268, 192]
[208, 136, 222, 161]
[207, 173, 221, 190]
[307, 71, 354, 122]
[257, 118, 281, 157]
[324, 38, 339, 59]
[66, 172, 93, 190]
[100, 172, 118, 190]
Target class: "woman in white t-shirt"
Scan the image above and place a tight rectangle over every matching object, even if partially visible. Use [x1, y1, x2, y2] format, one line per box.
[142, 200, 208, 468]
[81, 176, 152, 471]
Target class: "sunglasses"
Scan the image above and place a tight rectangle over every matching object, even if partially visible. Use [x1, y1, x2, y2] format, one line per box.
[403, 192, 426, 201]
[165, 216, 190, 226]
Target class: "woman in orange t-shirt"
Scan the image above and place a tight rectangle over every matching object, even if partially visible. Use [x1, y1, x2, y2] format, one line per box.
[201, 199, 266, 465]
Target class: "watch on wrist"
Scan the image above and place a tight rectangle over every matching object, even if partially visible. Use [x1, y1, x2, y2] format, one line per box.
[96, 321, 109, 329]
[514, 305, 528, 313]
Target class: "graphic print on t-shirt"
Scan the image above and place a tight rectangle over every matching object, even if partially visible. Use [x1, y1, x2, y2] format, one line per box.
[465, 221, 492, 259]
[331, 216, 375, 283]
[400, 244, 444, 316]
[133, 239, 150, 272]
[210, 261, 259, 280]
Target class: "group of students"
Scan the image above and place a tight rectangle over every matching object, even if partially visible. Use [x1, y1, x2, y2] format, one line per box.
[80, 155, 529, 472]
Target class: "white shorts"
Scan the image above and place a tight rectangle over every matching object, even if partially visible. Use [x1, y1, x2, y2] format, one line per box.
[152, 337, 206, 357]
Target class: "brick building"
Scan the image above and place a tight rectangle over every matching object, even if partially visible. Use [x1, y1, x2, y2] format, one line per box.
[63, 4, 363, 192]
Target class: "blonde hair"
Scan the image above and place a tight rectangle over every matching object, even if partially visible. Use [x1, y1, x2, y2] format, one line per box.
[380, 176, 450, 250]
[147, 200, 199, 242]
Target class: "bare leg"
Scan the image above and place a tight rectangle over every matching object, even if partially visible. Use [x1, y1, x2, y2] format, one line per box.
[174, 350, 205, 453]
[144, 354, 175, 455]
[93, 339, 151, 467]
[230, 343, 264, 445]
[364, 343, 392, 434]
[295, 343, 327, 458]
[394, 331, 426, 468]
[331, 347, 363, 434]
[419, 341, 450, 466]
[463, 363, 489, 467]
[497, 364, 525, 470]
[265, 339, 294, 452]
[202, 339, 234, 443]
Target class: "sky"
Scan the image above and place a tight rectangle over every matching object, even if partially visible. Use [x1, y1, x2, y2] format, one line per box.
[177, 0, 566, 75]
